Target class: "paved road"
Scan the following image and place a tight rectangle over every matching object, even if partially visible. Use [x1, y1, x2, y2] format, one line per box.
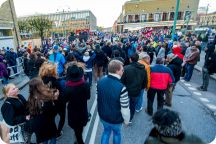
[7, 73, 216, 144]
[1, 54, 216, 144]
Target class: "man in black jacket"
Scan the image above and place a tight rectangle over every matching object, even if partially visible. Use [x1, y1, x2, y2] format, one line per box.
[198, 43, 216, 91]
[121, 53, 147, 122]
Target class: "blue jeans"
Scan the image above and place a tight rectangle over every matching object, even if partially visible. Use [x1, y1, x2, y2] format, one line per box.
[129, 96, 140, 121]
[135, 90, 145, 111]
[184, 63, 195, 81]
[101, 119, 122, 144]
[85, 71, 92, 85]
[42, 137, 56, 144]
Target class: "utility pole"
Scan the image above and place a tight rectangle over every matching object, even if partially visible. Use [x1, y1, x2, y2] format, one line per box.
[172, 0, 180, 40]
[206, 4, 209, 26]
[8, 0, 21, 48]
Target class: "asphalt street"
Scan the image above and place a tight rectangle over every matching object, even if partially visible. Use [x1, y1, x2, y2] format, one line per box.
[0, 53, 216, 144]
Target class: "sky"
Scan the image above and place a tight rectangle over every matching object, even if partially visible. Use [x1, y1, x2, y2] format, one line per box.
[1, 0, 215, 27]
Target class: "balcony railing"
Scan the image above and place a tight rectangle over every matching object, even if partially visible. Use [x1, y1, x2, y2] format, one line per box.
[117, 19, 184, 24]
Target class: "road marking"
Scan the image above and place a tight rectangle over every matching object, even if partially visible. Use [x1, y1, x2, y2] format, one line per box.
[83, 96, 97, 141]
[184, 83, 191, 86]
[199, 98, 210, 103]
[188, 87, 196, 90]
[193, 92, 202, 96]
[206, 104, 216, 110]
[89, 113, 99, 144]
[180, 80, 185, 82]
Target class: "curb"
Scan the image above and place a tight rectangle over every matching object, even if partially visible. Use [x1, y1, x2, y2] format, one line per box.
[179, 81, 216, 120]
[194, 65, 216, 80]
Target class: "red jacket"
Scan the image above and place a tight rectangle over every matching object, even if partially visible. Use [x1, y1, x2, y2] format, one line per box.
[173, 46, 184, 60]
[150, 65, 175, 90]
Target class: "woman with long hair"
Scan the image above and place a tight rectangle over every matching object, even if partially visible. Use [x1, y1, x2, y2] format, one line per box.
[28, 77, 59, 144]
[65, 64, 91, 144]
[39, 62, 66, 138]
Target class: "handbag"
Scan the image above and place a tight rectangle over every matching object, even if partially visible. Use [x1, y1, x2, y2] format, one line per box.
[1, 120, 25, 144]
[1, 101, 25, 143]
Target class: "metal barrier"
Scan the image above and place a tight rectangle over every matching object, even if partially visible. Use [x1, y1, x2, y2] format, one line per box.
[0, 57, 24, 84]
[7, 57, 24, 78]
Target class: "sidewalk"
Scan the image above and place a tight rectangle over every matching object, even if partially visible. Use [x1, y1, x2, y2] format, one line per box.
[195, 51, 216, 80]
[0, 73, 29, 100]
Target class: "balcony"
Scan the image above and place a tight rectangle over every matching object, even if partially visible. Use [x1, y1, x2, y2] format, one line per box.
[117, 18, 184, 24]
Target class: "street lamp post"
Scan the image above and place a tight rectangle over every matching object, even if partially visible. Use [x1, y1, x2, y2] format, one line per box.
[172, 0, 180, 40]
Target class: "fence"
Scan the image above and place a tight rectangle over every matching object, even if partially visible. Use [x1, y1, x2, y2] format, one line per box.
[0, 57, 24, 83]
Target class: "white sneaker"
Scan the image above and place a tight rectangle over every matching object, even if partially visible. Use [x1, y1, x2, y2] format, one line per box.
[135, 107, 143, 113]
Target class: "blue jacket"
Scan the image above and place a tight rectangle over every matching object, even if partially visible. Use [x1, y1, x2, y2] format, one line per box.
[83, 52, 96, 69]
[97, 75, 124, 124]
[49, 52, 66, 75]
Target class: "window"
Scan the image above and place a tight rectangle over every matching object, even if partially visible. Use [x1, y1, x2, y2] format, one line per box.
[149, 13, 153, 22]
[128, 15, 133, 23]
[184, 11, 192, 21]
[154, 13, 161, 22]
[141, 14, 147, 22]
[162, 13, 168, 21]
[170, 12, 175, 20]
[135, 15, 140, 22]
[177, 12, 183, 20]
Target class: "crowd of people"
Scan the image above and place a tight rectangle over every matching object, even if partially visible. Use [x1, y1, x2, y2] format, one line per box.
[0, 28, 216, 144]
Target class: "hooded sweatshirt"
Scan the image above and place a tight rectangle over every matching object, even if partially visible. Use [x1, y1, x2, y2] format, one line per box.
[121, 62, 147, 97]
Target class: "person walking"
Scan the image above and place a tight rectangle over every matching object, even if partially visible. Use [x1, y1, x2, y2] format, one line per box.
[121, 53, 147, 122]
[165, 53, 183, 106]
[28, 77, 59, 144]
[39, 62, 66, 138]
[97, 60, 130, 144]
[7, 48, 18, 75]
[49, 45, 66, 77]
[146, 58, 175, 116]
[184, 45, 200, 82]
[136, 52, 151, 112]
[198, 43, 216, 91]
[64, 64, 91, 144]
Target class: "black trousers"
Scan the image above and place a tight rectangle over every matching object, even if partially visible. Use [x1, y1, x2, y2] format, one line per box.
[57, 103, 66, 134]
[147, 88, 165, 115]
[73, 125, 84, 144]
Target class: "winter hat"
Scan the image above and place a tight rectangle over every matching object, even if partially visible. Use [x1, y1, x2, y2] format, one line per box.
[53, 45, 59, 50]
[66, 64, 84, 82]
[153, 109, 182, 137]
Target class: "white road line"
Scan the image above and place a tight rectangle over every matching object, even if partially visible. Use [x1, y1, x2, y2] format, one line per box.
[188, 87, 196, 90]
[206, 104, 216, 110]
[199, 98, 210, 103]
[193, 92, 202, 96]
[83, 97, 97, 141]
[184, 83, 191, 86]
[89, 113, 99, 144]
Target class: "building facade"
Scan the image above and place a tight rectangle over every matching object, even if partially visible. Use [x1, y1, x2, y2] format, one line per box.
[18, 10, 97, 36]
[115, 0, 199, 33]
[0, 0, 21, 49]
[199, 12, 216, 29]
